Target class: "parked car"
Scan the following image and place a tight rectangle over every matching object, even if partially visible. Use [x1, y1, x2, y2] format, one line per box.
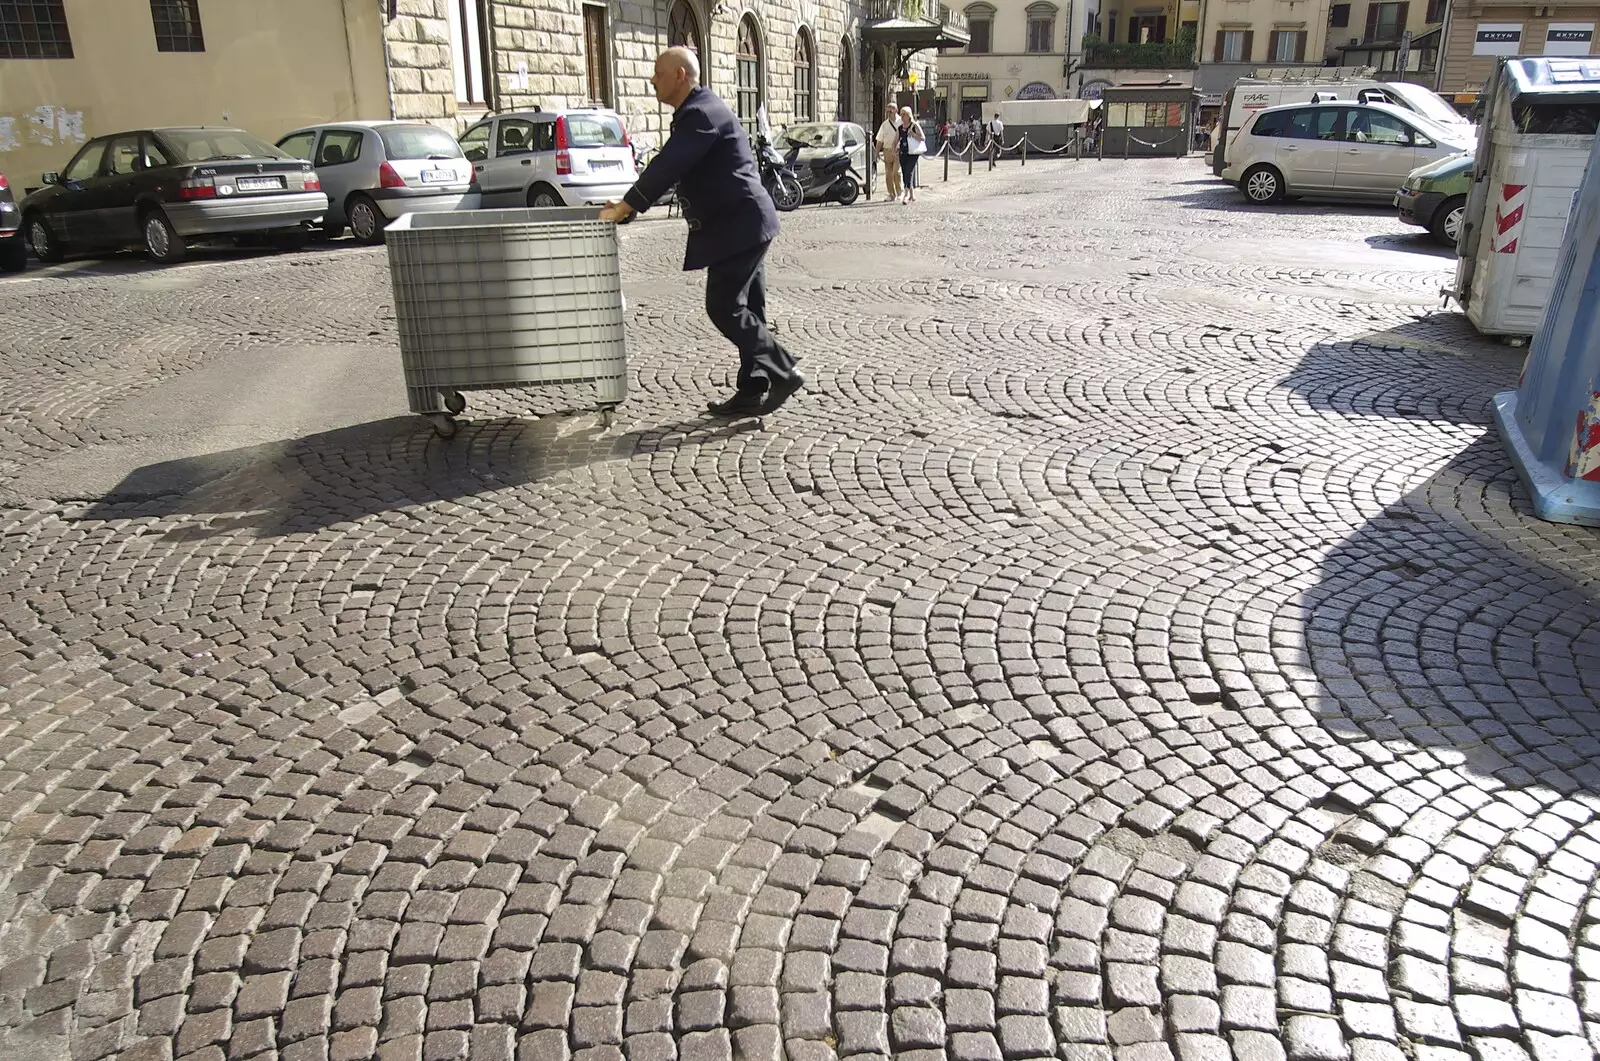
[1396, 151, 1473, 247]
[0, 171, 24, 272]
[276, 121, 476, 244]
[1221, 101, 1475, 206]
[459, 108, 636, 209]
[20, 128, 326, 265]
[777, 121, 869, 202]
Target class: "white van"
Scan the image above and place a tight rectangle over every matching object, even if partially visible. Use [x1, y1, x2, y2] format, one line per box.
[1211, 78, 1469, 175]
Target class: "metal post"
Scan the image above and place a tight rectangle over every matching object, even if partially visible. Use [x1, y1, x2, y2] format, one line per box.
[968, 143, 973, 175]
[866, 146, 873, 201]
[944, 148, 949, 181]
[1123, 133, 1129, 160]
[1022, 138, 1027, 167]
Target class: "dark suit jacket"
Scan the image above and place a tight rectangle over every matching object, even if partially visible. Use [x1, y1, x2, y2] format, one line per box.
[623, 86, 779, 271]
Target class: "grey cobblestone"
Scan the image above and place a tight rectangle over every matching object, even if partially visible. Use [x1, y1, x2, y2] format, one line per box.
[0, 156, 1595, 1061]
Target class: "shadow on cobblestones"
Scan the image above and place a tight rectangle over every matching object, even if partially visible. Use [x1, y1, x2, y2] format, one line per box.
[1302, 432, 1600, 790]
[1284, 317, 1521, 424]
[71, 412, 760, 535]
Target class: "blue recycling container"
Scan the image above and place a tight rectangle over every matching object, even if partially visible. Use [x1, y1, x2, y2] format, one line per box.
[1493, 128, 1600, 526]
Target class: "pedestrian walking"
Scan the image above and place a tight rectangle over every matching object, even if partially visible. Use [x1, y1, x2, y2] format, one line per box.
[600, 47, 803, 417]
[989, 112, 1005, 159]
[875, 103, 902, 202]
[898, 106, 926, 204]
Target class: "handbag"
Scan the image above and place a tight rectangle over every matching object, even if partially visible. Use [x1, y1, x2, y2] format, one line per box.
[908, 128, 927, 155]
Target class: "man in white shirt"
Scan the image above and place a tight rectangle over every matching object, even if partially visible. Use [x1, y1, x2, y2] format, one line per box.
[989, 112, 1005, 156]
[875, 103, 902, 200]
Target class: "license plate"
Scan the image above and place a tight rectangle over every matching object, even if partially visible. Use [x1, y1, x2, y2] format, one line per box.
[235, 176, 284, 191]
[421, 169, 454, 184]
[590, 160, 622, 171]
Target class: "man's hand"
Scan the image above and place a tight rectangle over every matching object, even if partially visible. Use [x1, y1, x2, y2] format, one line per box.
[598, 200, 635, 223]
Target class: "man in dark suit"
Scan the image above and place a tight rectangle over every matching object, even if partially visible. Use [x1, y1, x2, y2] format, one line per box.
[599, 47, 803, 416]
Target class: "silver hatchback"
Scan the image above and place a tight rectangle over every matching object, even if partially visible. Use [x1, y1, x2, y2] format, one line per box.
[277, 121, 477, 244]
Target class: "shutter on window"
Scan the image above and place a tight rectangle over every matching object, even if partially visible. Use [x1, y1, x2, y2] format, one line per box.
[1242, 30, 1254, 59]
[1294, 30, 1307, 60]
[1395, 2, 1409, 37]
[1214, 28, 1224, 59]
[1267, 30, 1280, 58]
[1129, 16, 1138, 42]
[1156, 15, 1167, 40]
[1365, 3, 1380, 40]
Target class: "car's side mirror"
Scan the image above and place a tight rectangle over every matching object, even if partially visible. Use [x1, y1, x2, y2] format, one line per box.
[42, 172, 59, 185]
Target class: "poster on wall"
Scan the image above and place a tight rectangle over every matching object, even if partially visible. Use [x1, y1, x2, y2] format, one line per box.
[1546, 23, 1595, 55]
[1017, 82, 1057, 100]
[1473, 23, 1524, 56]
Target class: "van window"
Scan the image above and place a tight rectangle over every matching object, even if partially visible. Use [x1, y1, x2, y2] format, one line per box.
[1347, 110, 1414, 145]
[1287, 108, 1343, 140]
[1251, 111, 1290, 137]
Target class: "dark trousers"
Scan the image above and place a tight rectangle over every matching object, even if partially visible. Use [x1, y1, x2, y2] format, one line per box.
[704, 240, 798, 395]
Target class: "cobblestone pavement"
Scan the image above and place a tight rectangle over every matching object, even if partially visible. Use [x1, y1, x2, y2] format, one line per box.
[0, 156, 1598, 1061]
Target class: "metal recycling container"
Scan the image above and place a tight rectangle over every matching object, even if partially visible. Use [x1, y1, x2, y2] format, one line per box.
[385, 206, 627, 437]
[1493, 127, 1600, 526]
[1455, 57, 1600, 337]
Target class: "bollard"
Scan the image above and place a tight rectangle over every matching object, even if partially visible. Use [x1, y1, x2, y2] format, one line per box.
[944, 148, 949, 182]
[1123, 134, 1129, 160]
[968, 144, 973, 175]
[1076, 135, 1082, 162]
[1021, 139, 1027, 167]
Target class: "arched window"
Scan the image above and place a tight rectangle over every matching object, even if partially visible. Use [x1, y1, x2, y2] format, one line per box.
[794, 27, 815, 122]
[737, 15, 763, 135]
[668, 0, 703, 53]
[837, 38, 853, 120]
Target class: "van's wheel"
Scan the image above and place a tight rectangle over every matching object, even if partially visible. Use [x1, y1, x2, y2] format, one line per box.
[1431, 195, 1466, 248]
[348, 194, 385, 245]
[26, 216, 65, 263]
[142, 209, 187, 264]
[528, 184, 562, 208]
[1240, 164, 1285, 204]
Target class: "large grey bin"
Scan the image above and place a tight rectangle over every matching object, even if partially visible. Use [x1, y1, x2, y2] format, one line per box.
[385, 207, 628, 437]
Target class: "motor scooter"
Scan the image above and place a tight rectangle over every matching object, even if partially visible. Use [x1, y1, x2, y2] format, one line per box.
[781, 138, 862, 206]
[755, 108, 803, 212]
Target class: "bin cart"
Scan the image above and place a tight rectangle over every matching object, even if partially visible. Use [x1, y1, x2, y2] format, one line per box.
[1454, 57, 1600, 337]
[385, 207, 627, 438]
[1493, 128, 1600, 526]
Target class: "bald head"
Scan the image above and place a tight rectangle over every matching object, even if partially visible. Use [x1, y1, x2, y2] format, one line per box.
[652, 46, 700, 108]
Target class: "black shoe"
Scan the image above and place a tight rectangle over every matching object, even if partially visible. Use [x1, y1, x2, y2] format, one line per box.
[761, 372, 804, 413]
[707, 391, 765, 416]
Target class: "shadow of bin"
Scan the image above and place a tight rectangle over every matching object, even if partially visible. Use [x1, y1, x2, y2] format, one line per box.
[1493, 130, 1600, 526]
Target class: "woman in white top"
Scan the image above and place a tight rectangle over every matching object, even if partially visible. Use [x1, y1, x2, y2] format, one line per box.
[897, 106, 926, 204]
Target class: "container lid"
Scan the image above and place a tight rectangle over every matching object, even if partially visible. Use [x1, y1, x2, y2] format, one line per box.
[1506, 58, 1600, 101]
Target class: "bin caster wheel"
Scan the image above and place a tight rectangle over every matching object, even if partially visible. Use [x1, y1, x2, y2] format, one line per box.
[443, 391, 466, 415]
[428, 413, 458, 439]
[598, 404, 618, 429]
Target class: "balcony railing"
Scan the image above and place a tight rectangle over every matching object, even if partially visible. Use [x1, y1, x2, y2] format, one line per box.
[865, 0, 968, 32]
[1082, 32, 1197, 69]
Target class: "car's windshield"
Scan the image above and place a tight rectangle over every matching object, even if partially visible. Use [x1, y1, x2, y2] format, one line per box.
[783, 124, 839, 147]
[380, 125, 465, 160]
[564, 114, 627, 148]
[1385, 83, 1471, 126]
[160, 129, 289, 163]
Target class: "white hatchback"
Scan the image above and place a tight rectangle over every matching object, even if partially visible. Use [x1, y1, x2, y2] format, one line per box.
[460, 108, 637, 209]
[1221, 100, 1475, 206]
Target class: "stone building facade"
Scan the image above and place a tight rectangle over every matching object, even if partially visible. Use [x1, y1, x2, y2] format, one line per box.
[376, 0, 949, 147]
